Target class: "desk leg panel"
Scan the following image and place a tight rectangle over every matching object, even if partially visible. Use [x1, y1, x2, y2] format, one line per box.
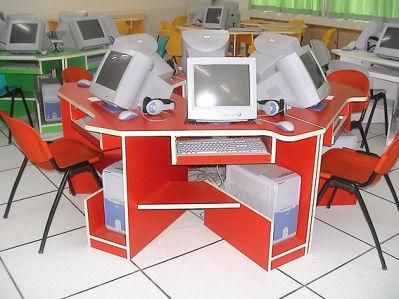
[204, 205, 272, 270]
[124, 136, 188, 257]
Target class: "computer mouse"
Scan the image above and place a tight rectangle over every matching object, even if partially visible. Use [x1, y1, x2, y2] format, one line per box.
[275, 121, 295, 132]
[118, 110, 138, 121]
[77, 79, 91, 88]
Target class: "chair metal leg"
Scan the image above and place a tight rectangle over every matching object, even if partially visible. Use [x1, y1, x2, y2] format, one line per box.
[384, 174, 399, 213]
[382, 93, 388, 136]
[3, 157, 28, 218]
[358, 124, 370, 153]
[18, 89, 34, 128]
[326, 187, 338, 209]
[362, 98, 378, 149]
[38, 169, 71, 254]
[67, 176, 76, 196]
[317, 179, 331, 206]
[8, 95, 15, 144]
[354, 187, 387, 270]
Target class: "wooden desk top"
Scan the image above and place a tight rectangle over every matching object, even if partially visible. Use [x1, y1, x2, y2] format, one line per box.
[332, 49, 399, 69]
[58, 83, 323, 141]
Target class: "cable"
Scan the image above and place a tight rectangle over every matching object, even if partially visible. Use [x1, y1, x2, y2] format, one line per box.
[138, 109, 171, 122]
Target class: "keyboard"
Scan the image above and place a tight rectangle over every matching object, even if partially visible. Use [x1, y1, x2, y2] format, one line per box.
[229, 26, 263, 33]
[308, 101, 327, 112]
[368, 65, 399, 77]
[176, 137, 267, 155]
[76, 115, 93, 126]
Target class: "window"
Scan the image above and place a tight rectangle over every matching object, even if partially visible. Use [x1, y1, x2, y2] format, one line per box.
[251, 0, 399, 20]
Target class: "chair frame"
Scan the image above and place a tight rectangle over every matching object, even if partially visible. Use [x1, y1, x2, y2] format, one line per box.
[317, 150, 399, 270]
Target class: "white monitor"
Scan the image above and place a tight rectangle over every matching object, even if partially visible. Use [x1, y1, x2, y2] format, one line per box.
[97, 15, 119, 44]
[112, 33, 174, 80]
[187, 0, 212, 24]
[0, 19, 6, 49]
[5, 14, 36, 24]
[182, 29, 229, 73]
[214, 1, 240, 28]
[186, 57, 257, 122]
[90, 48, 154, 110]
[258, 46, 329, 108]
[5, 19, 50, 54]
[374, 23, 399, 60]
[56, 10, 88, 39]
[355, 21, 384, 50]
[62, 16, 110, 50]
[250, 32, 301, 81]
[203, 6, 228, 29]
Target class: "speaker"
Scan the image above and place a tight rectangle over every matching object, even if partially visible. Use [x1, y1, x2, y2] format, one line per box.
[258, 99, 285, 116]
[142, 97, 175, 115]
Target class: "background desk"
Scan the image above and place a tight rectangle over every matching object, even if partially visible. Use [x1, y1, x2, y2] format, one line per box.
[0, 48, 108, 133]
[332, 49, 399, 145]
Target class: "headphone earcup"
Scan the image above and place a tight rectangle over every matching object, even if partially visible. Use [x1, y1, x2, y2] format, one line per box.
[264, 101, 280, 116]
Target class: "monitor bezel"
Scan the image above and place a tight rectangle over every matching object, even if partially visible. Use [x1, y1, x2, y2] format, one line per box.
[5, 20, 44, 53]
[297, 45, 329, 102]
[68, 16, 110, 50]
[186, 56, 258, 122]
[203, 6, 227, 30]
[374, 23, 399, 60]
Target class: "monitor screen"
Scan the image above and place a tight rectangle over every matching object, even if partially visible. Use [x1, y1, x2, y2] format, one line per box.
[300, 49, 325, 89]
[95, 51, 132, 91]
[187, 57, 257, 122]
[77, 19, 105, 40]
[375, 24, 399, 60]
[379, 26, 399, 50]
[10, 23, 38, 43]
[205, 8, 223, 24]
[193, 64, 250, 107]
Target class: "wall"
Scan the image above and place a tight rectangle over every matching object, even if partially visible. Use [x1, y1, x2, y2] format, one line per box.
[1, 0, 187, 36]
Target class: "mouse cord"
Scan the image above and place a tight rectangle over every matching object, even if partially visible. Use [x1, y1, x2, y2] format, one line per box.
[138, 110, 171, 122]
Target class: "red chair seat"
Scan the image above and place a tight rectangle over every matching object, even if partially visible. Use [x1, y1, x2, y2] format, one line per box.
[320, 147, 379, 183]
[49, 139, 102, 169]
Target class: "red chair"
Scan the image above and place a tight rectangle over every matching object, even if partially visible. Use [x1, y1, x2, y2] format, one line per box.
[317, 134, 399, 270]
[0, 109, 103, 253]
[327, 69, 371, 152]
[62, 66, 93, 83]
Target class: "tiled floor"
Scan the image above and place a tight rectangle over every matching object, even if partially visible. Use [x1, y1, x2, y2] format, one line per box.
[0, 122, 398, 299]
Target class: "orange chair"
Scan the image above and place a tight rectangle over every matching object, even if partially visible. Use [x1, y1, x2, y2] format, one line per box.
[160, 21, 179, 33]
[172, 15, 187, 27]
[158, 30, 182, 66]
[317, 133, 399, 270]
[115, 20, 129, 35]
[62, 66, 93, 84]
[327, 70, 371, 152]
[322, 28, 337, 47]
[0, 110, 103, 253]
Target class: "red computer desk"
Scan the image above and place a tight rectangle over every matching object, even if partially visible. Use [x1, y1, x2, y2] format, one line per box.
[57, 82, 366, 271]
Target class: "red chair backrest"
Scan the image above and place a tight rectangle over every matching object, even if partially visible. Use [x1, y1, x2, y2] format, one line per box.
[327, 69, 370, 113]
[375, 134, 399, 175]
[62, 66, 93, 83]
[0, 110, 54, 170]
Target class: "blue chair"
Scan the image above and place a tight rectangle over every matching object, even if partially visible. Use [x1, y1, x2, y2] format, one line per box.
[156, 35, 169, 58]
[0, 74, 33, 144]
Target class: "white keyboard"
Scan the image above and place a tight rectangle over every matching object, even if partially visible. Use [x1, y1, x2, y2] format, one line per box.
[368, 65, 399, 77]
[176, 137, 267, 155]
[229, 26, 263, 32]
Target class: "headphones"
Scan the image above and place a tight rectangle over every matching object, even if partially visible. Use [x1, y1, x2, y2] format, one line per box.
[258, 99, 285, 116]
[142, 97, 175, 115]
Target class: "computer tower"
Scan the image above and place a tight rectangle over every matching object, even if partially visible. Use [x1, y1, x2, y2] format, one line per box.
[224, 164, 301, 244]
[103, 161, 125, 234]
[38, 78, 61, 122]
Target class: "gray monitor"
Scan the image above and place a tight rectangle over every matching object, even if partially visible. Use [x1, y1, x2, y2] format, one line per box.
[203, 6, 228, 29]
[374, 23, 399, 60]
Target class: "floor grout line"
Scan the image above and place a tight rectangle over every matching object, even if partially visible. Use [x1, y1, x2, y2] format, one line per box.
[0, 256, 24, 299]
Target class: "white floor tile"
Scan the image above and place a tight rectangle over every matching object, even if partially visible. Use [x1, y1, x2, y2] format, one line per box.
[39, 167, 67, 188]
[283, 287, 323, 299]
[0, 145, 24, 171]
[144, 241, 301, 299]
[316, 191, 399, 245]
[64, 193, 89, 214]
[132, 211, 221, 269]
[278, 220, 371, 284]
[382, 235, 399, 259]
[367, 135, 389, 156]
[69, 271, 167, 299]
[363, 168, 399, 204]
[0, 229, 137, 299]
[0, 165, 57, 204]
[0, 192, 85, 251]
[308, 249, 399, 299]
[367, 123, 387, 135]
[0, 131, 9, 146]
[0, 258, 21, 299]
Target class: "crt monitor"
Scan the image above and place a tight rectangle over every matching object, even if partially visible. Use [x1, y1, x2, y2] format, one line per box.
[63, 16, 110, 50]
[250, 32, 301, 81]
[258, 45, 329, 108]
[213, 1, 240, 28]
[187, 0, 212, 24]
[90, 47, 154, 110]
[181, 29, 229, 73]
[112, 33, 174, 80]
[56, 10, 88, 39]
[355, 21, 384, 51]
[186, 56, 257, 122]
[5, 19, 50, 54]
[203, 6, 228, 29]
[0, 19, 6, 49]
[374, 23, 399, 60]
